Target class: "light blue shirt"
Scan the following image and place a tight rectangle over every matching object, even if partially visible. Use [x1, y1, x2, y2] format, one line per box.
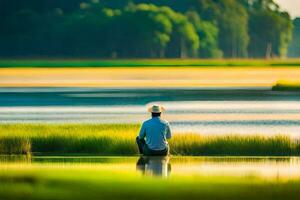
[138, 117, 172, 150]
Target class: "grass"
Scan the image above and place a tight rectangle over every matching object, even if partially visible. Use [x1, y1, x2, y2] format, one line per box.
[1, 164, 300, 200]
[0, 59, 300, 68]
[0, 124, 299, 156]
[272, 81, 300, 91]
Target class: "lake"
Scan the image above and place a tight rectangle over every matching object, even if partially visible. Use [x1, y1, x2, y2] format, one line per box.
[1, 156, 300, 179]
[2, 156, 300, 200]
[1, 87, 300, 136]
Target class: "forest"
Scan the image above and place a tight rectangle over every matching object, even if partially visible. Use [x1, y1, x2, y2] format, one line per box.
[0, 0, 296, 58]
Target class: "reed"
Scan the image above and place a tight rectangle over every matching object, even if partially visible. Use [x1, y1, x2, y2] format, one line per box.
[170, 134, 294, 156]
[0, 124, 298, 156]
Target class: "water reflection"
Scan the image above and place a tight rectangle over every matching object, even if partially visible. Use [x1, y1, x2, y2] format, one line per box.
[0, 155, 32, 163]
[2, 156, 300, 180]
[136, 156, 171, 178]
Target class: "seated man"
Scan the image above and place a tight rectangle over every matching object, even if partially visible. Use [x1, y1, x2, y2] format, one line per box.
[136, 105, 172, 156]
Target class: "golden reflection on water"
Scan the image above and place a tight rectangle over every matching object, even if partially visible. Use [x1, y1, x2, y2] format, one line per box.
[2, 67, 300, 87]
[1, 156, 300, 180]
[171, 157, 300, 181]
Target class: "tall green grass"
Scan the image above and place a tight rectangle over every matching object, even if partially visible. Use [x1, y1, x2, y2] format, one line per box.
[0, 124, 299, 156]
[1, 59, 300, 68]
[171, 134, 296, 156]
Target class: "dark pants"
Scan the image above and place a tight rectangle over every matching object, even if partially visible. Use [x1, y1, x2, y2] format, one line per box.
[136, 137, 169, 156]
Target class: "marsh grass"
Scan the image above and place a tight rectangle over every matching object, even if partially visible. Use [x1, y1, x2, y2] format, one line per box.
[1, 59, 300, 68]
[0, 136, 31, 154]
[170, 134, 294, 156]
[0, 124, 299, 156]
[272, 81, 300, 91]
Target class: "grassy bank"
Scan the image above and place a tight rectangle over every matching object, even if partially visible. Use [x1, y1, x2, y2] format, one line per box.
[0, 59, 300, 68]
[0, 124, 299, 156]
[1, 165, 300, 200]
[272, 81, 300, 91]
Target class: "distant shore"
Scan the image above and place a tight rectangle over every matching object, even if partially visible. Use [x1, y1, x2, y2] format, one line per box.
[272, 81, 300, 91]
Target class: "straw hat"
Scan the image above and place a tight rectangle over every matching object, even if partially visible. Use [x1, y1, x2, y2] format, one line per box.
[148, 105, 165, 113]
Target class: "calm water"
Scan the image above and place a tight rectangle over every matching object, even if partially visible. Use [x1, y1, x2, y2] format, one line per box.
[1, 87, 300, 136]
[1, 156, 300, 179]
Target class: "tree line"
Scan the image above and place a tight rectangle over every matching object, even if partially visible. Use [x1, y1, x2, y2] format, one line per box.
[0, 0, 293, 58]
[288, 18, 300, 58]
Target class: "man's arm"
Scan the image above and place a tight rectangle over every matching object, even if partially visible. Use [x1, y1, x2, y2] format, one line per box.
[138, 123, 146, 139]
[166, 123, 172, 139]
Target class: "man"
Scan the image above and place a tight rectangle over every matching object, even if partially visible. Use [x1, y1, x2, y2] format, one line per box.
[136, 105, 172, 156]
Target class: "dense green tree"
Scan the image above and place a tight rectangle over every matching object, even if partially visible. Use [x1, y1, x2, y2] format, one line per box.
[158, 6, 200, 58]
[134, 0, 248, 57]
[58, 8, 111, 57]
[186, 11, 222, 58]
[288, 18, 300, 58]
[213, 0, 249, 57]
[244, 0, 292, 58]
[107, 4, 173, 58]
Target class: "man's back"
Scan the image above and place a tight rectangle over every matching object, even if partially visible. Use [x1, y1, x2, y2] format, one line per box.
[139, 117, 172, 150]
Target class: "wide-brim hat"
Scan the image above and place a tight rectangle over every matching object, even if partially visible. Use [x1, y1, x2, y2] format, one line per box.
[148, 105, 165, 113]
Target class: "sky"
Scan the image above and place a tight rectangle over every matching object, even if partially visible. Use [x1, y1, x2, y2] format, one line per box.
[275, 0, 300, 18]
